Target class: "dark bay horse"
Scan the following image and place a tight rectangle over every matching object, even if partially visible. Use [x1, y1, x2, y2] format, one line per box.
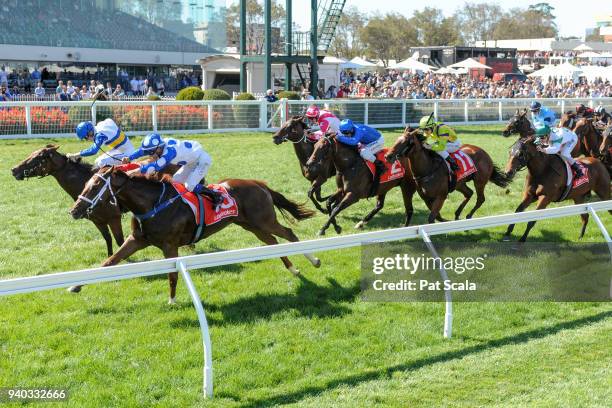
[69, 167, 320, 303]
[502, 109, 534, 139]
[503, 136, 610, 242]
[272, 116, 343, 233]
[599, 124, 612, 177]
[558, 113, 601, 157]
[305, 133, 419, 236]
[386, 128, 512, 223]
[11, 145, 124, 256]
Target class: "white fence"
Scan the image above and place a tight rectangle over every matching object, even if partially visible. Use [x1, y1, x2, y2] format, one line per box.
[1, 201, 610, 398]
[1, 97, 612, 139]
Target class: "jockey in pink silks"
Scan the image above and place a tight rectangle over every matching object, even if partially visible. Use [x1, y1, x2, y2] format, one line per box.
[304, 105, 341, 139]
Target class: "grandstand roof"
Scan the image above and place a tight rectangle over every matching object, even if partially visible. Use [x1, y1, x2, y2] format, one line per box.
[0, 1, 219, 54]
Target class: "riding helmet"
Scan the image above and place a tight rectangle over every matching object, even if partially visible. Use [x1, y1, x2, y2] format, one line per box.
[75, 121, 95, 140]
[418, 114, 435, 129]
[142, 133, 165, 154]
[305, 105, 320, 118]
[534, 125, 550, 137]
[339, 119, 355, 135]
[530, 101, 541, 112]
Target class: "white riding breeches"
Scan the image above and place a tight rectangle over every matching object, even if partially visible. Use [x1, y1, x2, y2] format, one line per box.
[559, 139, 577, 164]
[172, 149, 212, 191]
[359, 137, 385, 162]
[435, 140, 461, 159]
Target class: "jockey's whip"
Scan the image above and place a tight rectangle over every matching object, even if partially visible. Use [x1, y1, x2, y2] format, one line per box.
[89, 89, 125, 162]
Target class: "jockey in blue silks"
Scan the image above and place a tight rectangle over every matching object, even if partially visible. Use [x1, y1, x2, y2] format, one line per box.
[123, 133, 223, 206]
[68, 119, 135, 167]
[530, 101, 557, 128]
[337, 119, 386, 176]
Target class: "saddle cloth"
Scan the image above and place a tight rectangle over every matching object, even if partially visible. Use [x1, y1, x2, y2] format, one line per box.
[447, 150, 477, 181]
[364, 149, 406, 183]
[173, 182, 238, 226]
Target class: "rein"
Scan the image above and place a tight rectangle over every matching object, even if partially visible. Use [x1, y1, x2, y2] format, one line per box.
[133, 183, 185, 223]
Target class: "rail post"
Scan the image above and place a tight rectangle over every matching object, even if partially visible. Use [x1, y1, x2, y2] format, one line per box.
[177, 261, 213, 398]
[91, 104, 97, 123]
[207, 103, 214, 130]
[259, 100, 268, 130]
[498, 101, 503, 122]
[587, 205, 612, 261]
[419, 228, 453, 338]
[25, 105, 32, 136]
[364, 101, 369, 125]
[402, 100, 407, 126]
[464, 101, 469, 124]
[151, 103, 158, 133]
[433, 101, 438, 122]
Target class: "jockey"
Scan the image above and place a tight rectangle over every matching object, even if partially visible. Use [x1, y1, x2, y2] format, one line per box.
[530, 101, 557, 128]
[304, 105, 341, 139]
[337, 119, 386, 175]
[575, 103, 594, 119]
[535, 125, 583, 178]
[68, 119, 135, 167]
[594, 105, 612, 127]
[124, 133, 223, 207]
[418, 114, 460, 171]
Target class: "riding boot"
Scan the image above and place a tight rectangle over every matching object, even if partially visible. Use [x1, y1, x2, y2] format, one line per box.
[445, 156, 460, 172]
[194, 184, 224, 209]
[571, 162, 584, 178]
[369, 159, 386, 197]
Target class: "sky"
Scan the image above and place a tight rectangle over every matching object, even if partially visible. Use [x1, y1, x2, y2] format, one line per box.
[227, 0, 607, 40]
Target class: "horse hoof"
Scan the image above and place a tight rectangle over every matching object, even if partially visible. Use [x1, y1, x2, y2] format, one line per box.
[67, 285, 82, 293]
[355, 221, 365, 229]
[289, 266, 300, 276]
[317, 230, 326, 237]
[333, 225, 342, 234]
[168, 297, 176, 305]
[313, 258, 321, 268]
[501, 236, 511, 242]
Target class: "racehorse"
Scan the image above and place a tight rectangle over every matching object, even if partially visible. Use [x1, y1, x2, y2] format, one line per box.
[385, 127, 512, 223]
[502, 109, 534, 139]
[599, 124, 612, 177]
[11, 145, 124, 256]
[69, 166, 320, 303]
[503, 136, 610, 242]
[558, 112, 601, 157]
[272, 116, 343, 233]
[305, 133, 419, 236]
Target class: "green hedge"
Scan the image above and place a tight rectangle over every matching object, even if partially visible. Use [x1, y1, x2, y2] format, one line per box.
[176, 86, 204, 100]
[277, 91, 300, 100]
[146, 94, 161, 101]
[234, 92, 256, 101]
[202, 89, 231, 100]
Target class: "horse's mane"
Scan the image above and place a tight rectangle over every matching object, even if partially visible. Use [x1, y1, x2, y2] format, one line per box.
[46, 145, 95, 174]
[120, 168, 173, 185]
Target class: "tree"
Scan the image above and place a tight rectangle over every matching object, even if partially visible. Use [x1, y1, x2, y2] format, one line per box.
[225, 0, 285, 52]
[360, 13, 419, 66]
[585, 28, 604, 42]
[492, 5, 558, 39]
[411, 7, 461, 46]
[328, 6, 367, 59]
[454, 2, 504, 44]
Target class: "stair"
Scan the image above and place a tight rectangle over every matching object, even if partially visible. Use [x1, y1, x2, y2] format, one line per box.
[317, 0, 346, 53]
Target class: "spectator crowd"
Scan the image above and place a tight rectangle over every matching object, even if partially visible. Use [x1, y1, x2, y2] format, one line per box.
[318, 69, 612, 100]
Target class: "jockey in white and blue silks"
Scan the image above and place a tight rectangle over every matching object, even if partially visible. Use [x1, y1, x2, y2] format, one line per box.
[337, 119, 386, 175]
[535, 124, 583, 177]
[124, 133, 223, 206]
[68, 119, 135, 167]
[530, 101, 557, 128]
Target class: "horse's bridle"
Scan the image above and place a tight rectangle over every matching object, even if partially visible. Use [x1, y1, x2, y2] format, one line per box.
[279, 121, 313, 144]
[77, 171, 127, 214]
[21, 153, 68, 179]
[509, 139, 529, 170]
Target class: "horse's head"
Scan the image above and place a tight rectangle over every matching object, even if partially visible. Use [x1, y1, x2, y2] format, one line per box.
[273, 116, 308, 145]
[572, 117, 593, 135]
[505, 136, 537, 177]
[11, 144, 68, 180]
[385, 127, 424, 163]
[70, 166, 127, 219]
[305, 133, 335, 178]
[502, 109, 532, 138]
[559, 111, 577, 130]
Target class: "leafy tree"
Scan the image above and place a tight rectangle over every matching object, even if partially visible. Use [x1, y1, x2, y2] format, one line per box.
[328, 6, 367, 59]
[492, 5, 558, 39]
[226, 0, 285, 52]
[411, 7, 461, 46]
[360, 13, 419, 66]
[454, 2, 504, 44]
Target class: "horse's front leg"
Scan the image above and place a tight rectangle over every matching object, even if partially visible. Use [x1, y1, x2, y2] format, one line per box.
[68, 234, 149, 293]
[162, 245, 179, 304]
[518, 195, 552, 242]
[356, 193, 386, 229]
[503, 193, 536, 241]
[318, 192, 357, 236]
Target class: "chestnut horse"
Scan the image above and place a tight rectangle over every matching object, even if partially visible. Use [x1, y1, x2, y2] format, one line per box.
[272, 116, 343, 233]
[386, 128, 512, 223]
[305, 133, 419, 236]
[503, 136, 610, 242]
[11, 145, 124, 256]
[558, 112, 601, 157]
[69, 167, 320, 303]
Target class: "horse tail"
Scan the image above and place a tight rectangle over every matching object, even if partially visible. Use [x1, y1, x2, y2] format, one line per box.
[257, 181, 316, 222]
[490, 164, 513, 188]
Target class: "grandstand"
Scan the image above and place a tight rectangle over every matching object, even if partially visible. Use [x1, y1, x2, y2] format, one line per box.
[0, 0, 217, 53]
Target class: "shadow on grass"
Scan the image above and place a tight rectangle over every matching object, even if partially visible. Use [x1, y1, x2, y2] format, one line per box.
[169, 276, 359, 329]
[240, 310, 612, 407]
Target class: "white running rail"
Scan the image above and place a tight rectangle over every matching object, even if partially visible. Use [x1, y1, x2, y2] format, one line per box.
[0, 201, 610, 397]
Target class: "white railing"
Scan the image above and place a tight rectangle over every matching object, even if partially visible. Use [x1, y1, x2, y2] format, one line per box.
[1, 201, 610, 398]
[1, 97, 611, 139]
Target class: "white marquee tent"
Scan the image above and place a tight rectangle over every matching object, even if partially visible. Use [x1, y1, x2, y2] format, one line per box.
[389, 58, 435, 72]
[448, 58, 492, 70]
